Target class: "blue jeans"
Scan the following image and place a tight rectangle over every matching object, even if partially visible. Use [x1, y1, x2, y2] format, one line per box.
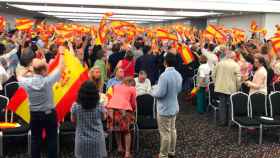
[30, 110, 58, 158]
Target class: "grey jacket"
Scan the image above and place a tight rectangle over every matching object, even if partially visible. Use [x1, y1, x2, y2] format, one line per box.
[19, 69, 61, 112]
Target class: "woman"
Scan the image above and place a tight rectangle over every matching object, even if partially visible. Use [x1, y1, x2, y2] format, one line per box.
[106, 77, 136, 158]
[116, 50, 135, 78]
[196, 55, 211, 114]
[71, 80, 107, 158]
[245, 55, 268, 94]
[94, 49, 107, 84]
[89, 66, 104, 92]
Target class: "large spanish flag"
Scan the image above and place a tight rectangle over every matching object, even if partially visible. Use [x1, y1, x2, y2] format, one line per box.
[177, 43, 195, 65]
[7, 49, 89, 123]
[15, 18, 34, 31]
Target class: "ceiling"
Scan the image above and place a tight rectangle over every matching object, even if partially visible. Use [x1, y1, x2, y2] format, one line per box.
[0, 0, 279, 24]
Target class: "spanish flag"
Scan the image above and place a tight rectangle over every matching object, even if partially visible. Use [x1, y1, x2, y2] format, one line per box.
[0, 16, 5, 32]
[7, 49, 89, 123]
[205, 25, 226, 42]
[156, 28, 178, 41]
[97, 12, 113, 45]
[177, 43, 195, 65]
[16, 18, 34, 31]
[232, 28, 246, 43]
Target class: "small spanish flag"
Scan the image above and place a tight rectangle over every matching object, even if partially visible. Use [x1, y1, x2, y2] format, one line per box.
[191, 87, 199, 97]
[177, 43, 195, 65]
[0, 16, 6, 32]
[156, 28, 178, 41]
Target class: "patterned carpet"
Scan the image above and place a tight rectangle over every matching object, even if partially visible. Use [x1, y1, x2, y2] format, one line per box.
[4, 94, 280, 158]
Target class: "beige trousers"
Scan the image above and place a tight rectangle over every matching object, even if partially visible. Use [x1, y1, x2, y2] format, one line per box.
[157, 114, 177, 158]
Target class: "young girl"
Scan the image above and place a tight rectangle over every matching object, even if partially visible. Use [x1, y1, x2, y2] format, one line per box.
[71, 80, 107, 158]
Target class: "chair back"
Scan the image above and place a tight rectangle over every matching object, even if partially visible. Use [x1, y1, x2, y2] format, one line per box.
[269, 91, 280, 117]
[136, 94, 157, 129]
[208, 82, 219, 106]
[136, 94, 156, 118]
[0, 95, 9, 122]
[230, 92, 249, 119]
[249, 92, 267, 117]
[273, 82, 280, 91]
[4, 82, 19, 99]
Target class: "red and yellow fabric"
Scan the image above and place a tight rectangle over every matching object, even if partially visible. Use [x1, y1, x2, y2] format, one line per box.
[205, 25, 227, 42]
[7, 49, 89, 123]
[15, 18, 34, 31]
[271, 36, 280, 55]
[0, 16, 6, 32]
[177, 43, 195, 65]
[156, 28, 178, 41]
[191, 87, 199, 97]
[96, 12, 113, 45]
[232, 28, 246, 43]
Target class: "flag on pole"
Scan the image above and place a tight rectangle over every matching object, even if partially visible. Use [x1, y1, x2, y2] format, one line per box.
[177, 43, 195, 65]
[156, 28, 178, 41]
[205, 25, 227, 42]
[7, 49, 89, 123]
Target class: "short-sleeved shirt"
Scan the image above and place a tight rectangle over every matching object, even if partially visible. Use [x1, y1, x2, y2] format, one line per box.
[197, 63, 211, 87]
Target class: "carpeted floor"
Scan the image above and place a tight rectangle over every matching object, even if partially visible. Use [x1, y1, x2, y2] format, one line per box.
[4, 94, 280, 158]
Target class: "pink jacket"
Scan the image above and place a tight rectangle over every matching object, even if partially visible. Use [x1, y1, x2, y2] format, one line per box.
[106, 84, 137, 111]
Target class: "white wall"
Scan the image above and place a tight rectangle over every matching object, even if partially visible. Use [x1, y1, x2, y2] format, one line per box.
[0, 12, 63, 30]
[215, 14, 265, 37]
[264, 13, 280, 38]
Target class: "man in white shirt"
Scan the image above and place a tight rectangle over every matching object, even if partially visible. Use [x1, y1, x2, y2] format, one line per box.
[134, 71, 152, 96]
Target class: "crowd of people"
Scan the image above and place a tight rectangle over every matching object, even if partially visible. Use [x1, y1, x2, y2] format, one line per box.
[0, 25, 280, 158]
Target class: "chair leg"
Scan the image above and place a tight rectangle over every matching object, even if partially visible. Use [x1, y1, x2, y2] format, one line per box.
[57, 128, 60, 157]
[28, 130, 31, 156]
[238, 126, 242, 145]
[214, 109, 217, 125]
[259, 125, 263, 145]
[0, 131, 3, 157]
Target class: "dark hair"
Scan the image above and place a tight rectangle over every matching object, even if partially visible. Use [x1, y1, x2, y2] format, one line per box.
[49, 44, 58, 53]
[77, 80, 100, 110]
[164, 53, 176, 67]
[255, 55, 267, 69]
[96, 49, 105, 60]
[0, 43, 6, 56]
[20, 47, 35, 67]
[112, 43, 121, 53]
[208, 43, 216, 52]
[125, 50, 134, 61]
[142, 45, 151, 55]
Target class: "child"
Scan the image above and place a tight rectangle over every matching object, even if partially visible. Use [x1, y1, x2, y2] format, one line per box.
[71, 80, 107, 158]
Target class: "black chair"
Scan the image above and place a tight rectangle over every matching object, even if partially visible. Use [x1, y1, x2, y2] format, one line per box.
[273, 82, 280, 91]
[135, 94, 157, 152]
[230, 92, 260, 145]
[258, 92, 280, 144]
[249, 92, 267, 118]
[0, 95, 31, 157]
[208, 82, 219, 123]
[58, 113, 75, 156]
[4, 82, 19, 123]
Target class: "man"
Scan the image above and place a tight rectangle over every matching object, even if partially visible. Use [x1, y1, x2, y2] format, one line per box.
[134, 70, 152, 96]
[151, 53, 182, 158]
[135, 45, 157, 85]
[17, 47, 64, 158]
[212, 51, 241, 126]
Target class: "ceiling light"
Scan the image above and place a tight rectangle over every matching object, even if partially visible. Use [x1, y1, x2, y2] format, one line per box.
[9, 4, 221, 17]
[41, 12, 185, 20]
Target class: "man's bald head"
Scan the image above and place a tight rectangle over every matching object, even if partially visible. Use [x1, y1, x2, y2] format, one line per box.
[32, 58, 48, 76]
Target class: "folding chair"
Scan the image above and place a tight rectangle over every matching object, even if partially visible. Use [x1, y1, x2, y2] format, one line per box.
[258, 92, 280, 144]
[0, 95, 31, 156]
[230, 92, 260, 145]
[135, 94, 157, 153]
[58, 113, 75, 156]
[4, 81, 19, 122]
[273, 81, 280, 91]
[208, 82, 219, 123]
